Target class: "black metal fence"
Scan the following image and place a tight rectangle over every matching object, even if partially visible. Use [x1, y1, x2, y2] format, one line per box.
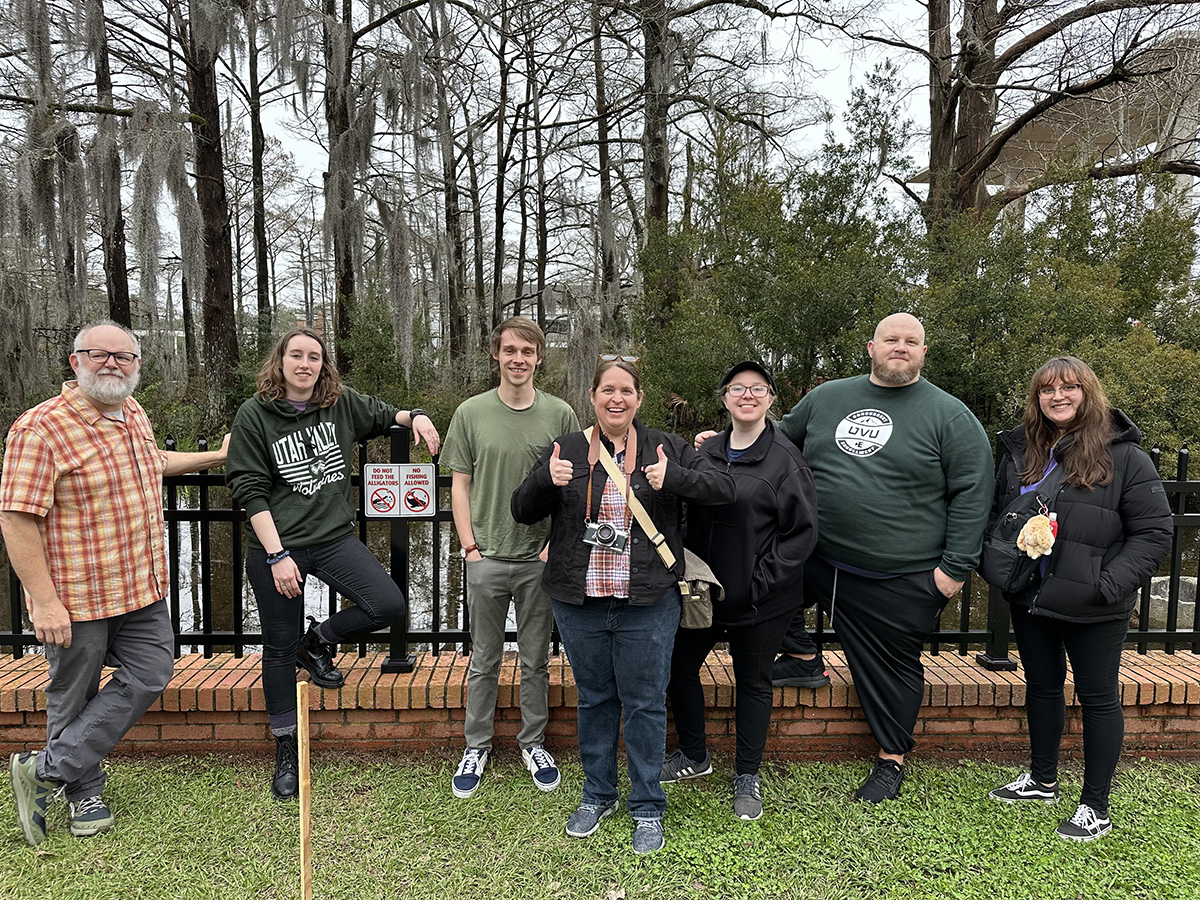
[3, 432, 1197, 670]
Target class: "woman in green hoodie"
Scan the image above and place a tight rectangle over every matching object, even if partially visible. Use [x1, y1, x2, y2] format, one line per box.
[226, 327, 439, 799]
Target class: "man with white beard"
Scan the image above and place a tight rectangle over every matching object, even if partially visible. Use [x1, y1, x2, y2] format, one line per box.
[0, 321, 229, 846]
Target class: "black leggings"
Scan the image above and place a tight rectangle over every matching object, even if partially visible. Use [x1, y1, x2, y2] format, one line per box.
[247, 533, 406, 728]
[666, 607, 795, 776]
[1010, 603, 1128, 814]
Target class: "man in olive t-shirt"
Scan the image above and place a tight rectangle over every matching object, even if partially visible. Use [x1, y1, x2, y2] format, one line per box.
[440, 317, 579, 800]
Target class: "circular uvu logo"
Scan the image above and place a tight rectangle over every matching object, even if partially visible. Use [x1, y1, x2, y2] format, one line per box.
[835, 408, 893, 457]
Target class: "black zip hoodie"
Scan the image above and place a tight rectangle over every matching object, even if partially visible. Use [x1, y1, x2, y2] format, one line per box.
[686, 421, 818, 627]
[991, 409, 1172, 623]
[226, 388, 400, 550]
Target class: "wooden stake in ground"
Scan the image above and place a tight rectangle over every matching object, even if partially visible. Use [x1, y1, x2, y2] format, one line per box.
[298, 680, 312, 900]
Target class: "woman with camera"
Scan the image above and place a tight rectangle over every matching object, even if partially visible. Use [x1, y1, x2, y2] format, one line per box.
[663, 362, 818, 821]
[226, 327, 439, 801]
[985, 356, 1170, 841]
[511, 356, 734, 854]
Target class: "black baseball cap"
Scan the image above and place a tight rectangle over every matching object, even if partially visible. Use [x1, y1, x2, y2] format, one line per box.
[718, 360, 777, 394]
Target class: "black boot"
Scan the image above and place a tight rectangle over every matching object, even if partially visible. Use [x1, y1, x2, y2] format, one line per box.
[295, 616, 345, 688]
[272, 733, 299, 801]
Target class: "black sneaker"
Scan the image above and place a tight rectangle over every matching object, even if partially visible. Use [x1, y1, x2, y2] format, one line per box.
[771, 653, 831, 687]
[296, 617, 345, 689]
[660, 748, 713, 783]
[989, 772, 1059, 804]
[732, 773, 763, 821]
[854, 757, 904, 803]
[272, 733, 299, 800]
[1056, 803, 1112, 842]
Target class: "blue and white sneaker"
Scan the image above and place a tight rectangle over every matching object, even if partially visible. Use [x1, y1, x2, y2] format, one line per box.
[521, 744, 561, 792]
[68, 795, 115, 837]
[451, 748, 489, 799]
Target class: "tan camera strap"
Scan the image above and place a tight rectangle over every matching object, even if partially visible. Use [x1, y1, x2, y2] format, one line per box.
[583, 427, 680, 578]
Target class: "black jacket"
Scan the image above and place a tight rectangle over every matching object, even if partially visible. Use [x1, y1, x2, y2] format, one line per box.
[511, 419, 735, 606]
[990, 410, 1172, 623]
[686, 422, 818, 627]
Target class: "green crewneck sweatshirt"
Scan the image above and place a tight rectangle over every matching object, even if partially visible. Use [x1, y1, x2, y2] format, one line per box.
[226, 387, 400, 549]
[777, 375, 992, 581]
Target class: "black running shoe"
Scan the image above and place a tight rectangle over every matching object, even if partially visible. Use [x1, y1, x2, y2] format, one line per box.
[854, 757, 904, 803]
[771, 653, 831, 687]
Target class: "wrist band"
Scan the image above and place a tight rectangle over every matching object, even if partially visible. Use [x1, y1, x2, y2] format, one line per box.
[266, 549, 290, 565]
[408, 408, 429, 423]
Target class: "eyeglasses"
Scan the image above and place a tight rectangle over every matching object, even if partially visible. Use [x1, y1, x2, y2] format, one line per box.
[1038, 383, 1081, 398]
[725, 384, 772, 397]
[77, 349, 139, 366]
[598, 354, 640, 365]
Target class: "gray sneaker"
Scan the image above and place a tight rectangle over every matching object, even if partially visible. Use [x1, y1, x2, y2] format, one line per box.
[632, 817, 665, 854]
[565, 801, 616, 838]
[732, 773, 763, 821]
[10, 752, 61, 847]
[68, 795, 114, 837]
[660, 748, 712, 783]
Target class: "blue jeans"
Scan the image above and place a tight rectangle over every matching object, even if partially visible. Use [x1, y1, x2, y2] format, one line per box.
[553, 589, 681, 819]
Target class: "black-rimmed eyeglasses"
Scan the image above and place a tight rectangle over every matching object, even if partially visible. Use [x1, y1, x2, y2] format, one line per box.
[725, 384, 771, 397]
[77, 349, 140, 366]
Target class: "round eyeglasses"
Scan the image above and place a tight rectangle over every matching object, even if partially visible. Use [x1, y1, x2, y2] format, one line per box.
[725, 384, 771, 397]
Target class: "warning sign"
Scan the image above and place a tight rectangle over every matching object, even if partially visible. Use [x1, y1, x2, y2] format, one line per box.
[363, 464, 436, 518]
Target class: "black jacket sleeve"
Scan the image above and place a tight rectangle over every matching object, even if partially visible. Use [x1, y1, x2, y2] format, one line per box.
[1098, 446, 1173, 605]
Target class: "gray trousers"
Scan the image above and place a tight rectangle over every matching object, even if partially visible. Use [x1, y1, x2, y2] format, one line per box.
[38, 599, 174, 801]
[463, 557, 553, 750]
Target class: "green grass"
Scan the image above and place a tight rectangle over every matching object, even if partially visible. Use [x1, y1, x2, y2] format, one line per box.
[2, 753, 1199, 900]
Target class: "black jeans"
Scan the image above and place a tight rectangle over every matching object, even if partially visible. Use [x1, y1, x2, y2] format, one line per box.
[1010, 603, 1129, 814]
[667, 606, 794, 776]
[247, 533, 406, 726]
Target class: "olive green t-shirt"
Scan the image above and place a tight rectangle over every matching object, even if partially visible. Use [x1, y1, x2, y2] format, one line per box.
[440, 389, 579, 560]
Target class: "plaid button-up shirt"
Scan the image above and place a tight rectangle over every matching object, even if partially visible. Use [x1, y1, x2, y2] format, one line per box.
[584, 454, 632, 599]
[0, 382, 168, 621]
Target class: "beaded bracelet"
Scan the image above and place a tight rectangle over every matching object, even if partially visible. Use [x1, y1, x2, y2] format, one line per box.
[266, 549, 291, 565]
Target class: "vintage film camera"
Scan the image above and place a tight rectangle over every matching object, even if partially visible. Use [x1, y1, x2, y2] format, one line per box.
[582, 520, 629, 552]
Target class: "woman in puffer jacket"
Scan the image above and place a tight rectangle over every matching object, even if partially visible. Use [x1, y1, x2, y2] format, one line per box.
[985, 356, 1170, 842]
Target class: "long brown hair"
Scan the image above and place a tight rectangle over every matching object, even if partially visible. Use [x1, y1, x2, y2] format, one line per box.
[1020, 356, 1113, 490]
[254, 327, 343, 407]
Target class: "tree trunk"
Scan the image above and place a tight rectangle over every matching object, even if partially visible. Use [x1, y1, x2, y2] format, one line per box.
[324, 0, 357, 374]
[245, 3, 273, 358]
[90, 0, 131, 328]
[186, 26, 239, 423]
[430, 0, 465, 360]
[592, 0, 617, 333]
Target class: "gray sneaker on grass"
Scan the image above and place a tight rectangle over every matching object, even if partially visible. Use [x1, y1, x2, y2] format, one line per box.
[732, 773, 763, 820]
[632, 817, 665, 854]
[565, 801, 616, 838]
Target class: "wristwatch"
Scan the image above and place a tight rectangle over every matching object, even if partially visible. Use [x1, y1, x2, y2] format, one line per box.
[460, 543, 478, 559]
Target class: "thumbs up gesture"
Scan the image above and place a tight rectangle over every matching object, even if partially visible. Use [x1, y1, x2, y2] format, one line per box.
[643, 444, 669, 490]
[548, 442, 573, 486]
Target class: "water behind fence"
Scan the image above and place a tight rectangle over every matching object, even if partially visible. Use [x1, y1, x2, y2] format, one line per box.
[2, 431, 1197, 669]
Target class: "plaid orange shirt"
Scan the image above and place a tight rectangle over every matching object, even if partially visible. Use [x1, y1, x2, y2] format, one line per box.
[584, 454, 632, 598]
[0, 382, 168, 621]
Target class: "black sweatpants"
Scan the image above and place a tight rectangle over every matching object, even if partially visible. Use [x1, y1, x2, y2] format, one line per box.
[666, 606, 796, 776]
[805, 557, 948, 756]
[1010, 603, 1128, 814]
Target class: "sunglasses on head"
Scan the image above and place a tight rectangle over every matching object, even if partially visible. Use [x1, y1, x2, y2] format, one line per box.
[598, 354, 640, 365]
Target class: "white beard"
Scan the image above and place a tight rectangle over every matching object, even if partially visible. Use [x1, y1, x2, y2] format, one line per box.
[78, 365, 140, 406]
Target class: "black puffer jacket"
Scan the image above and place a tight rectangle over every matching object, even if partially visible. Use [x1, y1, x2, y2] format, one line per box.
[990, 410, 1172, 623]
[686, 422, 818, 627]
[511, 420, 735, 606]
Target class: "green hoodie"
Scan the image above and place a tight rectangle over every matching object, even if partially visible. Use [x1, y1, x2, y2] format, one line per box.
[226, 387, 400, 549]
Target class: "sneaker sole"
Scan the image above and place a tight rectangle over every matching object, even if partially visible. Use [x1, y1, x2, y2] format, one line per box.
[530, 772, 561, 792]
[735, 807, 763, 821]
[990, 793, 1058, 804]
[1057, 827, 1111, 843]
[69, 819, 115, 838]
[660, 762, 713, 783]
[10, 754, 49, 847]
[566, 805, 614, 838]
[452, 780, 482, 799]
[772, 674, 831, 688]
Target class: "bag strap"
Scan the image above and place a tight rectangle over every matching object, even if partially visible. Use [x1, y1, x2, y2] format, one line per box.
[583, 427, 678, 573]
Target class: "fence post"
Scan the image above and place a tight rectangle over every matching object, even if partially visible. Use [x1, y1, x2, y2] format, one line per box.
[975, 583, 1018, 670]
[382, 426, 416, 673]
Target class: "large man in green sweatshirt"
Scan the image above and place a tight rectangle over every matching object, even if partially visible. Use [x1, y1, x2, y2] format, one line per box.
[776, 313, 992, 803]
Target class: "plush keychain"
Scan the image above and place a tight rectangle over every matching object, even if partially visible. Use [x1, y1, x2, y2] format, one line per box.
[1017, 512, 1058, 559]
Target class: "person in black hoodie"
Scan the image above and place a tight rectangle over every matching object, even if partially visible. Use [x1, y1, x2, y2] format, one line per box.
[985, 356, 1170, 842]
[661, 362, 818, 821]
[226, 327, 439, 800]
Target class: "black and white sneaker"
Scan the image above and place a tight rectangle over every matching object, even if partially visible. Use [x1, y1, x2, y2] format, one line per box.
[732, 773, 763, 821]
[1055, 803, 1112, 842]
[521, 744, 561, 792]
[989, 772, 1059, 804]
[451, 748, 489, 799]
[660, 748, 713, 783]
[854, 757, 904, 803]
